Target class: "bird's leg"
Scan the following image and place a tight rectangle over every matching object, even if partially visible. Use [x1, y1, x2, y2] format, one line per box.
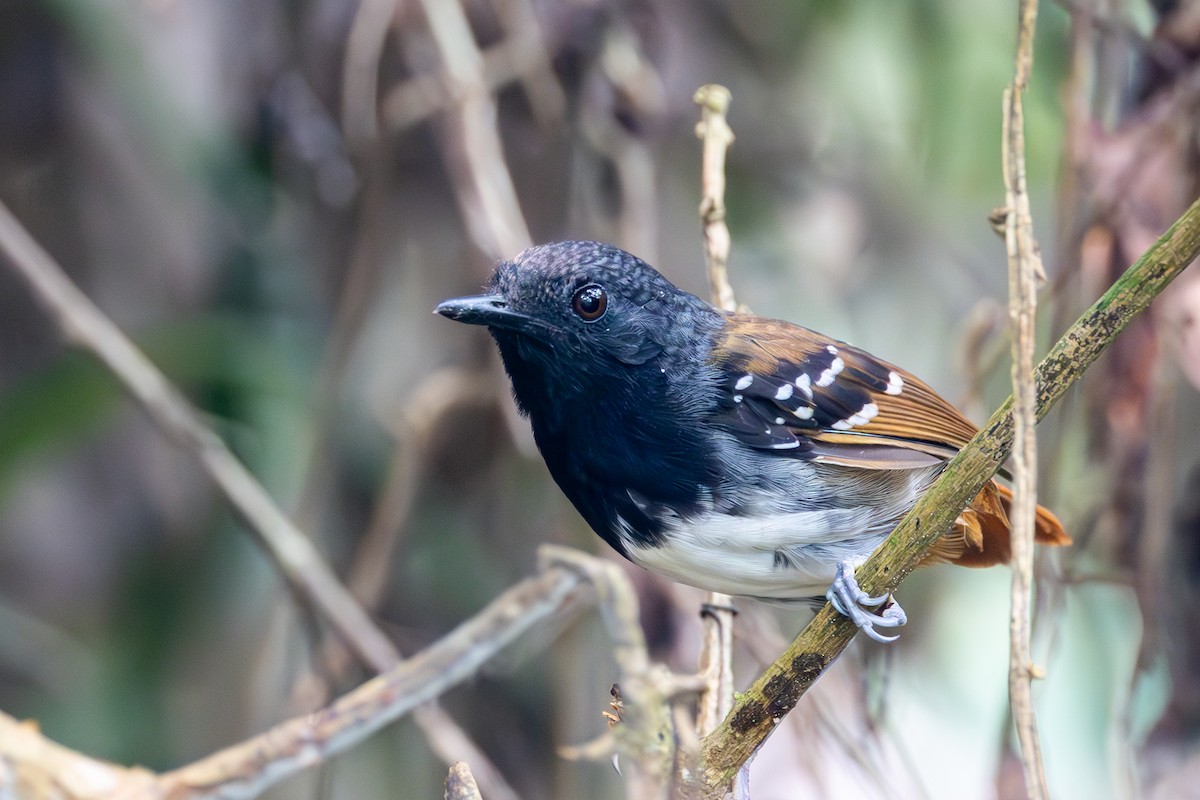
[825, 560, 907, 643]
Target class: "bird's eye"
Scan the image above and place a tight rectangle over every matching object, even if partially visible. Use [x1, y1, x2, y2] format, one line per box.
[572, 284, 608, 322]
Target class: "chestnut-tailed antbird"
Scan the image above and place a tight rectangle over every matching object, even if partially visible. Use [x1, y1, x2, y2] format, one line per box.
[436, 241, 1069, 642]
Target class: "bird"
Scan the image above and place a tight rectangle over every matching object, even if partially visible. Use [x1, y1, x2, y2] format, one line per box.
[435, 241, 1069, 642]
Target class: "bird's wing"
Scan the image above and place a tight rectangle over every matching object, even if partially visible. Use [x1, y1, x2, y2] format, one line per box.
[709, 315, 979, 469]
[708, 315, 1071, 563]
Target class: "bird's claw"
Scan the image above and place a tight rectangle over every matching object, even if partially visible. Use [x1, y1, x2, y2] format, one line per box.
[826, 560, 906, 643]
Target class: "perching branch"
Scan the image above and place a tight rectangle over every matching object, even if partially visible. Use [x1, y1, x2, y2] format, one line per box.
[1002, 0, 1049, 797]
[697, 193, 1200, 794]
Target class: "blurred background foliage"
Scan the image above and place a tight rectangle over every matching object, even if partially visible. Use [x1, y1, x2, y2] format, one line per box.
[2, 0, 1200, 798]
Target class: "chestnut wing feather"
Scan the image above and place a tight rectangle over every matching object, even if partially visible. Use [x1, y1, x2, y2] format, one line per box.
[708, 315, 1070, 564]
[711, 315, 978, 468]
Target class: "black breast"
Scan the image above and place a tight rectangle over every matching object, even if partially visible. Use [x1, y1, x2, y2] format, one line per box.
[493, 332, 718, 556]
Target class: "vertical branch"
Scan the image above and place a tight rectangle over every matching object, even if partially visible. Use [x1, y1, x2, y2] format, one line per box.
[444, 762, 484, 800]
[695, 84, 738, 314]
[1002, 0, 1049, 797]
[417, 0, 532, 258]
[693, 83, 737, 737]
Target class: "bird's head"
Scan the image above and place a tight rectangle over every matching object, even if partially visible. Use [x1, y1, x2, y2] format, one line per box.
[436, 242, 721, 379]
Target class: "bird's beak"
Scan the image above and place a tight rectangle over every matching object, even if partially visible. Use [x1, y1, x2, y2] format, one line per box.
[435, 294, 541, 334]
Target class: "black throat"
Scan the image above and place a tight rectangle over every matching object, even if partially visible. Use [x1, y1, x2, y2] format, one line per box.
[491, 328, 721, 556]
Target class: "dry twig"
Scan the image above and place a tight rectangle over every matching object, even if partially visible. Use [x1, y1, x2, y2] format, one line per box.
[692, 83, 738, 738]
[444, 762, 483, 800]
[0, 200, 394, 672]
[0, 565, 587, 799]
[342, 0, 397, 147]
[382, 0, 564, 133]
[538, 546, 687, 800]
[694, 84, 738, 315]
[415, 0, 532, 258]
[0, 194, 520, 800]
[1001, 0, 1050, 796]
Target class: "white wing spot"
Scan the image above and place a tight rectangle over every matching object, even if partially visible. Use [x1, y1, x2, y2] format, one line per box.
[885, 371, 904, 395]
[834, 402, 880, 429]
[735, 374, 754, 391]
[794, 373, 813, 397]
[769, 440, 801, 450]
[733, 394, 743, 403]
[826, 345, 839, 355]
[795, 406, 814, 420]
[774, 417, 786, 425]
[816, 357, 845, 388]
[774, 383, 794, 401]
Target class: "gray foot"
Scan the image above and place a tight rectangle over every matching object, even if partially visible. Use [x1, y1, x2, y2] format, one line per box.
[825, 560, 907, 643]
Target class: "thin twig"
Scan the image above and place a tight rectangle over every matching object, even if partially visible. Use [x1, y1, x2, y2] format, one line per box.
[416, 0, 531, 258]
[694, 84, 738, 314]
[351, 369, 495, 608]
[693, 83, 737, 738]
[338, 8, 543, 794]
[409, 0, 539, 458]
[0, 199, 397, 673]
[485, 0, 566, 129]
[444, 762, 483, 800]
[579, 26, 665, 260]
[1002, 1, 1050, 797]
[382, 0, 565, 133]
[537, 545, 678, 799]
[341, 0, 397, 147]
[0, 196, 529, 800]
[0, 566, 587, 800]
[697, 194, 1200, 796]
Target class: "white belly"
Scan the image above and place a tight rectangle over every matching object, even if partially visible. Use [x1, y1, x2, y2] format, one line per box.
[623, 508, 888, 601]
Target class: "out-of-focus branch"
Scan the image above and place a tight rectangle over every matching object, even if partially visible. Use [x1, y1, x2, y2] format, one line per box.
[0, 188, 527, 800]
[0, 195, 530, 800]
[415, 0, 532, 259]
[576, 24, 666, 259]
[444, 762, 483, 800]
[342, 0, 398, 147]
[1001, 1, 1049, 797]
[337, 9, 533, 796]
[350, 369, 496, 608]
[305, 373, 526, 800]
[0, 199, 396, 673]
[0, 565, 587, 799]
[697, 194, 1200, 795]
[692, 83, 737, 739]
[694, 84, 737, 315]
[486, 0, 566, 128]
[383, 0, 564, 133]
[539, 546, 705, 800]
[404, 0, 548, 455]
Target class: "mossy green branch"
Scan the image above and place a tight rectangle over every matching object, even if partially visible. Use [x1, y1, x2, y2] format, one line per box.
[697, 193, 1200, 793]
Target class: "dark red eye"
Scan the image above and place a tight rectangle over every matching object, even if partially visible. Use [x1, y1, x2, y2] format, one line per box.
[572, 284, 608, 322]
